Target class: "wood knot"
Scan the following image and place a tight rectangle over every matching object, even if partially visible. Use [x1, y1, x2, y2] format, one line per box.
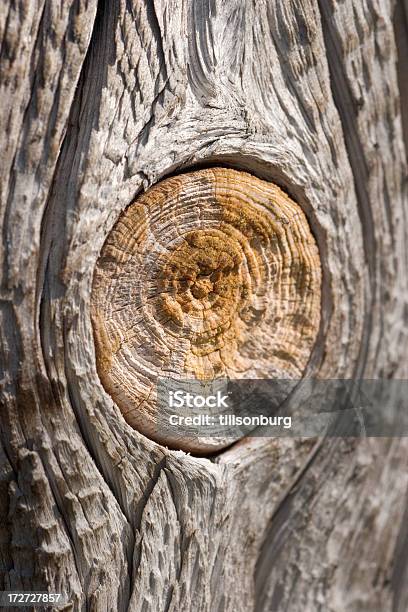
[91, 168, 321, 453]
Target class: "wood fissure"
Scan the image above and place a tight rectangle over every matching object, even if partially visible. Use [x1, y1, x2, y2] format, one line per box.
[394, 0, 408, 161]
[317, 0, 377, 381]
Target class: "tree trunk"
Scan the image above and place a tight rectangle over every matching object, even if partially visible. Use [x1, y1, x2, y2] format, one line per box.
[1, 1, 407, 611]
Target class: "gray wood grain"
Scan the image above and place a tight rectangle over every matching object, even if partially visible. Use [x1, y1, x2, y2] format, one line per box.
[1, 1, 407, 610]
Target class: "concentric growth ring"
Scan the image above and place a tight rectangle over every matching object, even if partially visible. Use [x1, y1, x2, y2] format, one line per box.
[91, 168, 321, 452]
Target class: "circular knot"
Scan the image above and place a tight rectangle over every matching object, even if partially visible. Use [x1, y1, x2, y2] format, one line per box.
[91, 168, 322, 452]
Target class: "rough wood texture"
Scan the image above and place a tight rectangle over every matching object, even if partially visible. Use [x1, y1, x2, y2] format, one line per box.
[91, 167, 321, 452]
[1, 1, 407, 611]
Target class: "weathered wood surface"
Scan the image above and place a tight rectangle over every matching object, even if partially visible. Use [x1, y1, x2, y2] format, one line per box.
[0, 1, 407, 611]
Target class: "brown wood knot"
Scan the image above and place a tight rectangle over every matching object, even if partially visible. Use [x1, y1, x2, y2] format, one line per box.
[91, 168, 321, 454]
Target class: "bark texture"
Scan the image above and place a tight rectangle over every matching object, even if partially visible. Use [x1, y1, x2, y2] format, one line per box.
[0, 1, 407, 611]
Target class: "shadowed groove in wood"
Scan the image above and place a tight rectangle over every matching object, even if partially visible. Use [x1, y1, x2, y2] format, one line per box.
[394, 0, 408, 161]
[91, 168, 322, 453]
